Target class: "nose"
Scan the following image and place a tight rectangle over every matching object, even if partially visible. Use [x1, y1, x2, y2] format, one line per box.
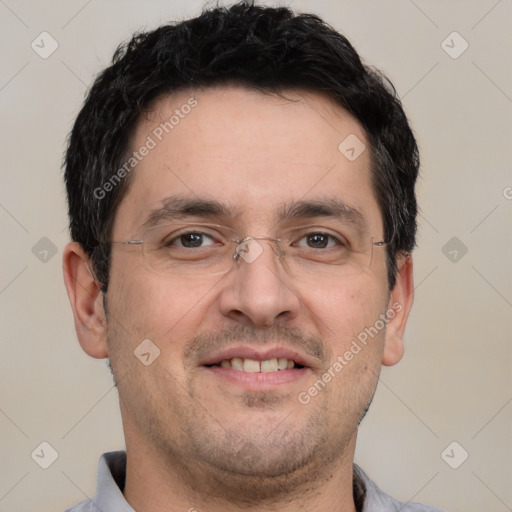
[218, 238, 300, 328]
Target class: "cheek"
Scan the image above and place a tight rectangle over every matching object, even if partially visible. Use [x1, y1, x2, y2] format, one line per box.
[313, 280, 387, 416]
[301, 274, 387, 349]
[105, 272, 210, 413]
[108, 265, 216, 359]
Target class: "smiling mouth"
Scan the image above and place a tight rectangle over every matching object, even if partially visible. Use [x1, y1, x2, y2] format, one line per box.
[205, 358, 305, 373]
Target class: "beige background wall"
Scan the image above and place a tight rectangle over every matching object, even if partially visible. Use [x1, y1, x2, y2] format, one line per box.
[1, 1, 511, 511]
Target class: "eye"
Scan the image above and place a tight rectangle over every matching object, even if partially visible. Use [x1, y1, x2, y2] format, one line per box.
[165, 231, 217, 248]
[294, 232, 342, 249]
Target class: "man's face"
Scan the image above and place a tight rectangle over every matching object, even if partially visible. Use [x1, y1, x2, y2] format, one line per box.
[104, 86, 401, 489]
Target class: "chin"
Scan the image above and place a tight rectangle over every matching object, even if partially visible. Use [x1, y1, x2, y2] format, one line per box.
[187, 427, 347, 503]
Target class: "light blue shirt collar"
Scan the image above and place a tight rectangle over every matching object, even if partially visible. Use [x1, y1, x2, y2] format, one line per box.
[64, 451, 444, 512]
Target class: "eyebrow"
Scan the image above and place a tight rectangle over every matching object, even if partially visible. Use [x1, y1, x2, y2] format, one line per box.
[141, 195, 367, 232]
[142, 196, 231, 230]
[278, 198, 367, 231]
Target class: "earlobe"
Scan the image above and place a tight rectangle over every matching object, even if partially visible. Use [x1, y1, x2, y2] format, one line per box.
[382, 255, 414, 367]
[62, 242, 108, 359]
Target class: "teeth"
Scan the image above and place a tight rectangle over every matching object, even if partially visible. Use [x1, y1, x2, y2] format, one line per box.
[231, 357, 244, 371]
[261, 358, 278, 372]
[277, 358, 288, 370]
[243, 359, 261, 372]
[216, 357, 298, 372]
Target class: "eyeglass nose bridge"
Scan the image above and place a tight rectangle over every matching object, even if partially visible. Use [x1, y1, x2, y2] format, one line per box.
[232, 236, 284, 265]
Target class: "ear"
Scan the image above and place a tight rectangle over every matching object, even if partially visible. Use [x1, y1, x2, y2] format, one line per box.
[382, 254, 414, 366]
[62, 242, 108, 359]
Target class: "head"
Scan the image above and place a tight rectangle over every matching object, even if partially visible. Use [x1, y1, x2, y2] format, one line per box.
[63, 2, 418, 502]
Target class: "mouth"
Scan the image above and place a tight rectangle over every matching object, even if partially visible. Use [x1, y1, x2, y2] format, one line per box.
[205, 357, 303, 372]
[199, 347, 314, 390]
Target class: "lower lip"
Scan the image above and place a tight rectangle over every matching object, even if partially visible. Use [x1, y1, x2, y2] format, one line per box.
[201, 366, 310, 390]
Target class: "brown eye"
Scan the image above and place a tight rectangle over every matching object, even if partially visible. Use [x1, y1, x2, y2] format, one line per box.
[165, 232, 216, 248]
[180, 233, 206, 247]
[295, 232, 339, 249]
[306, 233, 329, 248]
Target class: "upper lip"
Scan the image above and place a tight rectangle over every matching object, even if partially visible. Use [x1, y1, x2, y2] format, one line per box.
[199, 346, 319, 369]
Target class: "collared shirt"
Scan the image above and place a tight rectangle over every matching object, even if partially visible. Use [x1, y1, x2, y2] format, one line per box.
[64, 451, 445, 512]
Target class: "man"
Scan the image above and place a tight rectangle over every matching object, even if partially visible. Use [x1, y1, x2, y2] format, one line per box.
[62, 2, 443, 511]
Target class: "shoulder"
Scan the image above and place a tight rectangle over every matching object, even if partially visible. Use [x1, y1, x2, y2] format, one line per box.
[355, 465, 447, 512]
[62, 451, 128, 512]
[63, 501, 98, 512]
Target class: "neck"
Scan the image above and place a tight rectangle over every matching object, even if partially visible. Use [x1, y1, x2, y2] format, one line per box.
[123, 427, 359, 512]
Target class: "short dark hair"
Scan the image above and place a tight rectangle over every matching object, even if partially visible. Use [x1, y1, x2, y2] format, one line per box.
[64, 1, 419, 292]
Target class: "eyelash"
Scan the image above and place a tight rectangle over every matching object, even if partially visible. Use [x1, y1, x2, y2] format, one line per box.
[166, 230, 347, 249]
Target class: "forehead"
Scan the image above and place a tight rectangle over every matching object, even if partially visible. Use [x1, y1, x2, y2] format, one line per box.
[113, 85, 381, 236]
